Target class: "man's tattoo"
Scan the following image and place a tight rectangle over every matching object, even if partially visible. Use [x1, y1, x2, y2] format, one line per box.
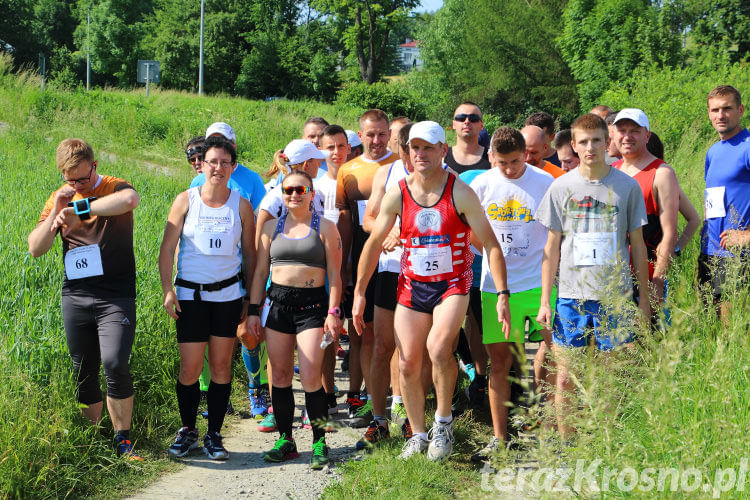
[304, 279, 315, 288]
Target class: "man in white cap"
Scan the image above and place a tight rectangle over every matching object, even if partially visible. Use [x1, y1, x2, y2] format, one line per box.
[345, 129, 363, 161]
[612, 108, 680, 319]
[190, 122, 267, 212]
[351, 120, 511, 461]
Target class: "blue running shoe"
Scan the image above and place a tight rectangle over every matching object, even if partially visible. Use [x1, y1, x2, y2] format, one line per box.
[249, 387, 269, 419]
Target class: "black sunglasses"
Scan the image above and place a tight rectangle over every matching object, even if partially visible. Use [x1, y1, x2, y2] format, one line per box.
[186, 146, 203, 162]
[454, 113, 482, 123]
[282, 185, 311, 195]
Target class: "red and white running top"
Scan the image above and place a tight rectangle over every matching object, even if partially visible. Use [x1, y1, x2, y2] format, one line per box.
[399, 173, 473, 282]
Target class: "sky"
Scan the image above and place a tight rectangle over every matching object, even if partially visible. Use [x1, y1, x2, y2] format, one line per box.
[416, 0, 443, 13]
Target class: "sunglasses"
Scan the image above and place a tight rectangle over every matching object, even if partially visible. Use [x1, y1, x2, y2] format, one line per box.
[282, 185, 311, 195]
[453, 113, 482, 123]
[186, 146, 203, 162]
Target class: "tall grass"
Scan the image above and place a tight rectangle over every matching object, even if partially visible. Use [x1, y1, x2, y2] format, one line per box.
[0, 58, 361, 498]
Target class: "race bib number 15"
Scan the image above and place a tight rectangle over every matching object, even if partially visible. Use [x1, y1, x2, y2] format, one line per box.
[64, 244, 104, 280]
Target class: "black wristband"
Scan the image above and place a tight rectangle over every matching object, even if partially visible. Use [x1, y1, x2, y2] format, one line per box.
[246, 303, 260, 316]
[497, 289, 511, 297]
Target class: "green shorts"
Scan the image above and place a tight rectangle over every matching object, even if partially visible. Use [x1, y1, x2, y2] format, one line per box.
[481, 287, 557, 344]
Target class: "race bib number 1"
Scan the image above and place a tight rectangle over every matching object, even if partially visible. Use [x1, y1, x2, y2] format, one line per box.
[704, 186, 726, 219]
[410, 246, 453, 277]
[573, 232, 616, 266]
[64, 244, 104, 280]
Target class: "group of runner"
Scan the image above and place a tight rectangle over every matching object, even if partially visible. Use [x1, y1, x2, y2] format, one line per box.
[29, 84, 749, 466]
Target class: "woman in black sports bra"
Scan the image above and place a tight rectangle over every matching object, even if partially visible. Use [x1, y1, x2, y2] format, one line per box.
[247, 170, 342, 470]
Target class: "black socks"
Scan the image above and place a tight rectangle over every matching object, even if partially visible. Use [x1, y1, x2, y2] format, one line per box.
[305, 388, 328, 442]
[176, 380, 200, 430]
[207, 380, 231, 434]
[272, 385, 295, 439]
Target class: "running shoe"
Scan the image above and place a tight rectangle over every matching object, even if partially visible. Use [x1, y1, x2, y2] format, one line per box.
[328, 398, 339, 415]
[336, 346, 347, 359]
[116, 436, 144, 461]
[459, 361, 477, 382]
[399, 435, 428, 459]
[426, 420, 454, 462]
[401, 418, 413, 439]
[471, 436, 500, 463]
[249, 387, 269, 419]
[465, 379, 486, 409]
[258, 412, 277, 432]
[309, 437, 330, 470]
[203, 431, 229, 460]
[301, 408, 312, 429]
[346, 397, 365, 419]
[391, 402, 407, 426]
[167, 427, 200, 458]
[349, 399, 373, 428]
[355, 420, 390, 450]
[339, 333, 349, 344]
[263, 434, 299, 462]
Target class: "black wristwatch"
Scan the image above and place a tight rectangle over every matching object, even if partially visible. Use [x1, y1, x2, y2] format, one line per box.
[497, 289, 511, 297]
[68, 197, 97, 220]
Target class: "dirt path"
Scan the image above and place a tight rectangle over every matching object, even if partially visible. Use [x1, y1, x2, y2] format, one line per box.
[130, 367, 361, 500]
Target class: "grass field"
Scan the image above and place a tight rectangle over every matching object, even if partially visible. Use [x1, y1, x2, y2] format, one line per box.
[1, 52, 749, 499]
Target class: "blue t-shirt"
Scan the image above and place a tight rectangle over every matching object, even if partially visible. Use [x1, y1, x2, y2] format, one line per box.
[190, 163, 266, 211]
[459, 169, 485, 288]
[701, 128, 750, 257]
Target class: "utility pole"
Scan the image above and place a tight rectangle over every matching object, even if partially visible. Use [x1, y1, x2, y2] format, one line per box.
[198, 0, 204, 95]
[86, 4, 91, 91]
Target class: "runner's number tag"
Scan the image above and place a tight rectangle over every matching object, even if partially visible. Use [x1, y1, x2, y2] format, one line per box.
[573, 232, 616, 266]
[704, 186, 726, 219]
[491, 222, 529, 254]
[409, 246, 453, 277]
[260, 297, 271, 327]
[195, 216, 233, 256]
[357, 199, 368, 226]
[64, 244, 104, 280]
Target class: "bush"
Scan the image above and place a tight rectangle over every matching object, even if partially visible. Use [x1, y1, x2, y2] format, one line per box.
[335, 81, 427, 121]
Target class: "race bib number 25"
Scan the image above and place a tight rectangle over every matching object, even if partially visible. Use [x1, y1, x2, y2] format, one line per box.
[409, 246, 453, 277]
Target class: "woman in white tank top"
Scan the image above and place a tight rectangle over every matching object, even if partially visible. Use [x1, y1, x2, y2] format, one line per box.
[158, 136, 256, 461]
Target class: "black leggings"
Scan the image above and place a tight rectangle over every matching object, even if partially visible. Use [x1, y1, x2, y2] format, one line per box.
[62, 295, 135, 404]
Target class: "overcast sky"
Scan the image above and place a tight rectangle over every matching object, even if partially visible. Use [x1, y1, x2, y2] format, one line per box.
[416, 0, 443, 13]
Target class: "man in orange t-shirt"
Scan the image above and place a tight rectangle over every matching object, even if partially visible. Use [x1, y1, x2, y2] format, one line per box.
[28, 138, 142, 461]
[336, 109, 399, 427]
[521, 125, 565, 178]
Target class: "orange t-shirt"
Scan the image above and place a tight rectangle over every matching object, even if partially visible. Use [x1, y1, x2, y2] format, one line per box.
[39, 175, 137, 297]
[336, 151, 399, 226]
[542, 160, 565, 179]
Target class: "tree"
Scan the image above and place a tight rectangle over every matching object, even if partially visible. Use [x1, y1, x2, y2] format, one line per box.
[312, 0, 419, 84]
[557, 0, 683, 109]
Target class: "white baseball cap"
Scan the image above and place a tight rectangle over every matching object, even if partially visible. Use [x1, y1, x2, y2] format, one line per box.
[345, 129, 362, 147]
[283, 139, 330, 165]
[613, 109, 650, 131]
[206, 122, 237, 143]
[409, 121, 446, 145]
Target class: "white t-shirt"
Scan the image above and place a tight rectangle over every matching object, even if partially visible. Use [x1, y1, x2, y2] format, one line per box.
[470, 165, 554, 294]
[258, 184, 325, 219]
[378, 160, 409, 273]
[314, 173, 339, 224]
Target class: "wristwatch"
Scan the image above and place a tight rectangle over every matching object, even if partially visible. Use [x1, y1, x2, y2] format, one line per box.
[497, 289, 511, 297]
[674, 245, 681, 257]
[327, 306, 342, 317]
[68, 197, 97, 220]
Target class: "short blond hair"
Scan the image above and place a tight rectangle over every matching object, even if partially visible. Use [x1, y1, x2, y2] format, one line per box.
[56, 138, 94, 174]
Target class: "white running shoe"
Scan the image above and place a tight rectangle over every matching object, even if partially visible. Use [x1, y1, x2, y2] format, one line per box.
[399, 435, 428, 459]
[426, 420, 454, 461]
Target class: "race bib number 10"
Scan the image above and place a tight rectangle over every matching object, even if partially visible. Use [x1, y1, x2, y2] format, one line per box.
[410, 246, 453, 277]
[573, 232, 616, 266]
[64, 244, 104, 280]
[195, 232, 232, 255]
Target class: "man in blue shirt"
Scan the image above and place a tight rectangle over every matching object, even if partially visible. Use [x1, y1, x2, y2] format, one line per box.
[190, 122, 266, 212]
[698, 85, 750, 319]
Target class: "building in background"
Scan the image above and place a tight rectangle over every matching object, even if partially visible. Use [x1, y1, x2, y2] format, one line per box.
[398, 40, 422, 71]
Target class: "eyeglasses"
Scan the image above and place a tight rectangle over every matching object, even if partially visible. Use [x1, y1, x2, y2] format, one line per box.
[204, 159, 234, 169]
[453, 113, 482, 123]
[282, 185, 311, 195]
[63, 161, 96, 185]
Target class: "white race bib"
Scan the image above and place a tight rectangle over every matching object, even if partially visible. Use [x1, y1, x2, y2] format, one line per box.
[260, 297, 271, 327]
[492, 221, 530, 254]
[64, 244, 104, 280]
[573, 232, 616, 266]
[194, 216, 233, 255]
[705, 186, 726, 219]
[357, 199, 368, 226]
[409, 246, 453, 277]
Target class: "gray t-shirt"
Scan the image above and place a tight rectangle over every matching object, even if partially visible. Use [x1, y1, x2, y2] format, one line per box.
[535, 167, 647, 300]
